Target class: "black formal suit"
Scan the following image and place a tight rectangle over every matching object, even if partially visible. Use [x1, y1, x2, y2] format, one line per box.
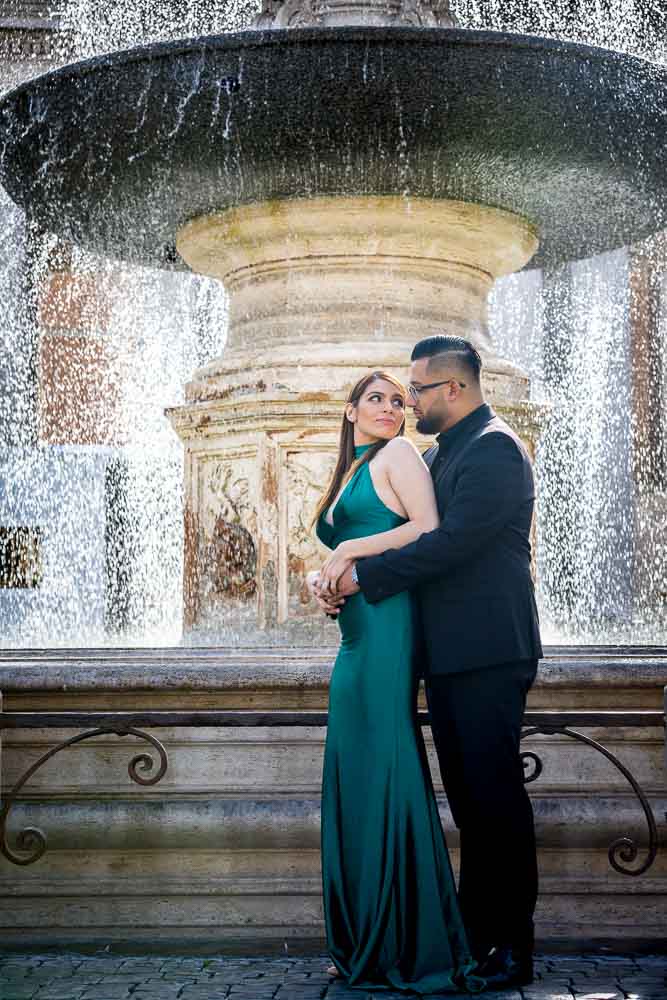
[356, 402, 542, 958]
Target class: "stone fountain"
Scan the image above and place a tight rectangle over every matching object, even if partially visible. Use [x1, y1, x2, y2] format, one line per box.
[4, 0, 667, 638]
[0, 0, 666, 950]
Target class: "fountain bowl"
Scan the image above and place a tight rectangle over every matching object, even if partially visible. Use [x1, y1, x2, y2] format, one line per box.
[1, 27, 667, 270]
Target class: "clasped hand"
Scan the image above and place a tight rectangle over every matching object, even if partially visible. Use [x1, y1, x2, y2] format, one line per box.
[320, 540, 355, 592]
[306, 542, 358, 616]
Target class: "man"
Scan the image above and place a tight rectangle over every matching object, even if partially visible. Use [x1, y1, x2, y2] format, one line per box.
[314, 335, 542, 990]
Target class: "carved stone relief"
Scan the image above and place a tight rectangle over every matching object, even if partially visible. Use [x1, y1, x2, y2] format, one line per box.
[285, 450, 336, 619]
[198, 456, 258, 622]
[251, 0, 456, 28]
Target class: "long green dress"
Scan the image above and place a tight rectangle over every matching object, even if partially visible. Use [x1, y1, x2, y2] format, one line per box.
[317, 446, 483, 994]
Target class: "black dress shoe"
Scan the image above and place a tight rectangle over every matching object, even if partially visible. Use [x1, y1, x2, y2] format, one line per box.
[477, 945, 534, 989]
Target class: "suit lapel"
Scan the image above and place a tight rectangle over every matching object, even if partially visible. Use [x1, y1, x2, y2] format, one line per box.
[424, 406, 496, 489]
[433, 458, 450, 490]
[435, 422, 491, 488]
[423, 444, 439, 473]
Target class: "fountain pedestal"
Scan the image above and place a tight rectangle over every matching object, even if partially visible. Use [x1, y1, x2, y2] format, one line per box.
[168, 196, 542, 638]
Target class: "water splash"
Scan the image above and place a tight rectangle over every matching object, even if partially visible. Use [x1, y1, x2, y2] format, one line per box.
[64, 0, 262, 57]
[491, 233, 667, 643]
[0, 177, 227, 645]
[2, 0, 667, 645]
[451, 0, 667, 62]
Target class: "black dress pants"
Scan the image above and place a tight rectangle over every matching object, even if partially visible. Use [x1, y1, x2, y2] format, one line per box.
[425, 659, 538, 958]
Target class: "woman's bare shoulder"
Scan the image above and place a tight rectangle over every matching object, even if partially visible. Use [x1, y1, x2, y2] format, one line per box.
[379, 436, 428, 467]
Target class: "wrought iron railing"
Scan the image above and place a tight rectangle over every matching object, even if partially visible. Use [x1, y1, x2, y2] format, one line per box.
[0, 708, 663, 875]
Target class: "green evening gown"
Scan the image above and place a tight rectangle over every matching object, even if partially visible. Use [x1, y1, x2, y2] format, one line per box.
[316, 446, 483, 994]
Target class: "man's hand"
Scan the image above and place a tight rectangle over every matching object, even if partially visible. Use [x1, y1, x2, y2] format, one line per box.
[335, 564, 360, 597]
[319, 540, 355, 593]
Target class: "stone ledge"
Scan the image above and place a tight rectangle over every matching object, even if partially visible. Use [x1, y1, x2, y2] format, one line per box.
[4, 796, 666, 851]
[0, 891, 665, 948]
[2, 872, 667, 896]
[2, 648, 667, 692]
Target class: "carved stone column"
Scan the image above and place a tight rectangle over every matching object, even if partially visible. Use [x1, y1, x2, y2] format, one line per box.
[252, 0, 457, 28]
[36, 240, 128, 448]
[168, 195, 543, 641]
[33, 233, 138, 636]
[628, 235, 667, 620]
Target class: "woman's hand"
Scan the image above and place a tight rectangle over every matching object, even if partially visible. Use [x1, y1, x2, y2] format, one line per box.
[306, 568, 344, 616]
[319, 541, 356, 594]
[306, 570, 322, 598]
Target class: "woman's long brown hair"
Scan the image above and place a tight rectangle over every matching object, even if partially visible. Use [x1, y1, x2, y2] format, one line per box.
[312, 371, 407, 527]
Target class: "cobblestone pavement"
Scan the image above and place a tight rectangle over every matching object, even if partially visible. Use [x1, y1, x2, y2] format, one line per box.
[1, 954, 666, 1000]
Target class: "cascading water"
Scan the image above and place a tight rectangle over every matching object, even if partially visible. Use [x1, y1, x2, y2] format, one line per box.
[62, 0, 667, 58]
[490, 246, 664, 642]
[1, 0, 666, 646]
[454, 0, 667, 60]
[65, 0, 261, 57]
[0, 153, 227, 644]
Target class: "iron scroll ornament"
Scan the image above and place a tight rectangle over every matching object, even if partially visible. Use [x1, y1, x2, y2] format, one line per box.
[0, 715, 658, 874]
[520, 724, 658, 877]
[0, 727, 168, 866]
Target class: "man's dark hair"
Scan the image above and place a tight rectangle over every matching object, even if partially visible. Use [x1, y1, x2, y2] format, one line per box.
[411, 335, 482, 383]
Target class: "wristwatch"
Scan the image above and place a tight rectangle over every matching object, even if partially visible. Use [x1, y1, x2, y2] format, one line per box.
[351, 564, 359, 586]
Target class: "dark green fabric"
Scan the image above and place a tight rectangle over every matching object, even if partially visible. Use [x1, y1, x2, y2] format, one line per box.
[316, 446, 483, 993]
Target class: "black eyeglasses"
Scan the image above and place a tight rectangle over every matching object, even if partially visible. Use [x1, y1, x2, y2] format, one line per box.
[407, 378, 466, 402]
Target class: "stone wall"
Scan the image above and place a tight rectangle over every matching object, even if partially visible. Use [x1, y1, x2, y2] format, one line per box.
[1, 649, 665, 950]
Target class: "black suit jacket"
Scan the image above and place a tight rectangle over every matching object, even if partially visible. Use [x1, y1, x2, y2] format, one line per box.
[356, 403, 543, 675]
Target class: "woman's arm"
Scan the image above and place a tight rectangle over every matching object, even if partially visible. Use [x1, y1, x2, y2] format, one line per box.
[343, 440, 439, 558]
[318, 439, 438, 590]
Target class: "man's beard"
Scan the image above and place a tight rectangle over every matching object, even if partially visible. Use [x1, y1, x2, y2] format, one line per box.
[416, 412, 443, 435]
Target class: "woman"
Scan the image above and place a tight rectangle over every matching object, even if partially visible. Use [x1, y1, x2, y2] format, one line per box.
[310, 371, 483, 994]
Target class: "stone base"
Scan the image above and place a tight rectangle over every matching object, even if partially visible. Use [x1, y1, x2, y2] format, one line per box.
[1, 648, 665, 949]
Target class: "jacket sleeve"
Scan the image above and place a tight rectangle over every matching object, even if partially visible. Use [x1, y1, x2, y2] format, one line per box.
[356, 432, 530, 603]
